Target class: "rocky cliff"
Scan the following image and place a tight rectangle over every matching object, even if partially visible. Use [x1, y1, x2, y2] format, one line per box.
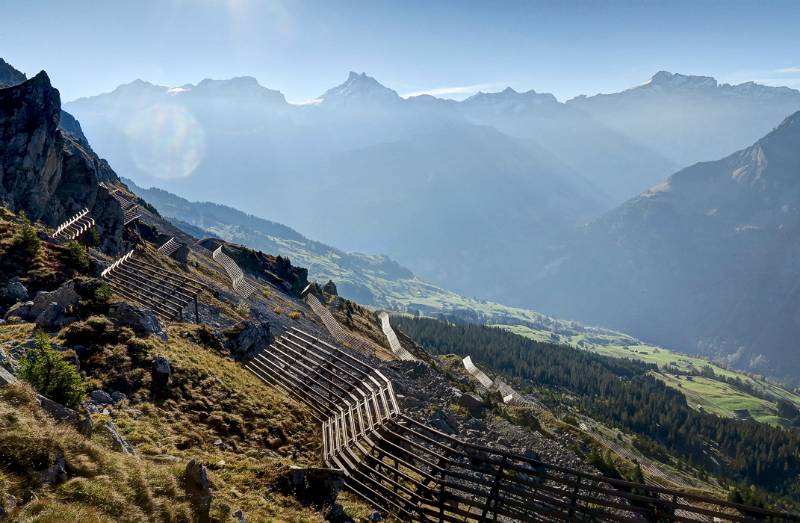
[0, 71, 123, 253]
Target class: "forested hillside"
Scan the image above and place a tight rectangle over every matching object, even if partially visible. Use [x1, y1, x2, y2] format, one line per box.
[394, 316, 800, 506]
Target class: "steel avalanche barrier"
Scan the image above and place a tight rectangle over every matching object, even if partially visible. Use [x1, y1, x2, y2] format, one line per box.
[101, 249, 206, 322]
[244, 327, 800, 522]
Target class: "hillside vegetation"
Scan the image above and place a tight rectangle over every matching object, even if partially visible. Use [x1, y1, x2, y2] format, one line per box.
[393, 316, 800, 509]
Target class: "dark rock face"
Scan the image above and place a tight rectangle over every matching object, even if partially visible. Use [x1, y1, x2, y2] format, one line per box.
[323, 280, 338, 296]
[57, 109, 89, 147]
[0, 277, 28, 303]
[34, 302, 67, 329]
[109, 302, 166, 340]
[222, 320, 271, 361]
[0, 71, 123, 253]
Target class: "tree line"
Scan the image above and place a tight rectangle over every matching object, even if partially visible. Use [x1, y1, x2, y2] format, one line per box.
[393, 316, 800, 500]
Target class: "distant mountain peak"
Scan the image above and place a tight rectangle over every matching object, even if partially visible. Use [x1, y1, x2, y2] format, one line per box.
[0, 57, 27, 87]
[320, 71, 400, 104]
[646, 71, 718, 89]
[192, 76, 287, 103]
[110, 78, 166, 95]
[464, 86, 559, 107]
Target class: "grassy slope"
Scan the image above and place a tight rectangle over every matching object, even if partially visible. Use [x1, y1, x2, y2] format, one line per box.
[501, 324, 800, 426]
[0, 321, 372, 523]
[0, 208, 372, 521]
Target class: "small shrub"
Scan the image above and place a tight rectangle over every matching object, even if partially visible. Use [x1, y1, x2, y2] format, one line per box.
[273, 306, 283, 315]
[64, 240, 91, 273]
[18, 330, 85, 408]
[261, 287, 270, 299]
[13, 212, 41, 257]
[288, 310, 301, 320]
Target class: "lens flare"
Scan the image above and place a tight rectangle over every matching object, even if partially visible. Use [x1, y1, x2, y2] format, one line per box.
[124, 104, 205, 180]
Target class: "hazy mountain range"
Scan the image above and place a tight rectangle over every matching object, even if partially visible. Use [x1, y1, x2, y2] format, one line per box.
[7, 57, 796, 383]
[532, 110, 800, 384]
[64, 70, 800, 307]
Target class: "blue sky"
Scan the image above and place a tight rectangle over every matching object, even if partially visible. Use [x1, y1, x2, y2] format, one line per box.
[2, 0, 799, 103]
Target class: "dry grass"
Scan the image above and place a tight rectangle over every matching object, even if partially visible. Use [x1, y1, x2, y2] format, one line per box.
[0, 321, 375, 521]
[0, 382, 194, 522]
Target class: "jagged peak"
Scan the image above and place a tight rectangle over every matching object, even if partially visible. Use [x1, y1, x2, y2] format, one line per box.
[646, 70, 718, 89]
[319, 71, 400, 103]
[110, 78, 166, 95]
[192, 76, 287, 103]
[463, 86, 559, 106]
[0, 58, 27, 87]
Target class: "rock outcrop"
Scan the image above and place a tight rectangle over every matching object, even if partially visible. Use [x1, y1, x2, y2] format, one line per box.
[109, 302, 166, 340]
[151, 354, 171, 389]
[322, 280, 338, 296]
[199, 239, 308, 296]
[222, 320, 271, 361]
[185, 460, 212, 523]
[0, 71, 123, 253]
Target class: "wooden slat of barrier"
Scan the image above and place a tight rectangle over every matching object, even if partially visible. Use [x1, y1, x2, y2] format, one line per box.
[247, 328, 800, 523]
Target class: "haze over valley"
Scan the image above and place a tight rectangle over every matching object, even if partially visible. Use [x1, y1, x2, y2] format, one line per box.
[60, 67, 800, 383]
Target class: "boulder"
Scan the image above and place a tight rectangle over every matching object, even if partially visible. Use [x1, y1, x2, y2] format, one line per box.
[185, 460, 211, 523]
[4, 300, 32, 321]
[456, 392, 486, 416]
[429, 410, 459, 435]
[39, 452, 67, 484]
[233, 510, 246, 523]
[223, 321, 271, 361]
[111, 391, 127, 403]
[36, 394, 79, 424]
[30, 280, 80, 318]
[323, 280, 338, 296]
[0, 278, 28, 302]
[152, 355, 171, 389]
[283, 466, 344, 506]
[34, 302, 67, 329]
[109, 302, 166, 340]
[90, 390, 113, 404]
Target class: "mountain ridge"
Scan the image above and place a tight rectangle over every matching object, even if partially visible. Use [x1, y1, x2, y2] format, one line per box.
[62, 63, 800, 335]
[531, 109, 800, 385]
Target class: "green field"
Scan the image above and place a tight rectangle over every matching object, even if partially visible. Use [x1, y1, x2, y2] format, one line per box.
[499, 324, 800, 426]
